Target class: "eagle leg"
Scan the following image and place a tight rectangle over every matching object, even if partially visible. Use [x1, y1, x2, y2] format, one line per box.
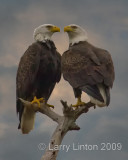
[72, 96, 86, 108]
[31, 96, 44, 107]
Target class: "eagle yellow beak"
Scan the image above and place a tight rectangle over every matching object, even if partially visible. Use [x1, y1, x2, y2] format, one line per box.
[50, 26, 60, 32]
[64, 26, 73, 32]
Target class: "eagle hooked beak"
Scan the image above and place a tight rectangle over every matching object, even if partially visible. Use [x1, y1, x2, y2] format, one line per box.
[64, 26, 73, 32]
[50, 26, 60, 32]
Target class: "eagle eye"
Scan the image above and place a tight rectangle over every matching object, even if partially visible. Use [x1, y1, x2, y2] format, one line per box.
[46, 25, 53, 29]
[71, 26, 77, 29]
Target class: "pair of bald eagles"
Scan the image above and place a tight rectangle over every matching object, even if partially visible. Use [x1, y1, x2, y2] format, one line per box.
[16, 24, 115, 134]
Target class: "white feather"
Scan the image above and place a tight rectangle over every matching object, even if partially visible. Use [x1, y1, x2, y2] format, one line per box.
[66, 24, 88, 45]
[21, 107, 36, 134]
[33, 24, 54, 42]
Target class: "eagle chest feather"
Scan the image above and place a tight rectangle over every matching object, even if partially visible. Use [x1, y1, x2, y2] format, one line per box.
[62, 52, 86, 73]
[38, 49, 58, 83]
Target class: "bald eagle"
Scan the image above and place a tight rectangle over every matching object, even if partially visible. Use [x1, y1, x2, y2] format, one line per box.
[16, 24, 61, 134]
[62, 24, 115, 107]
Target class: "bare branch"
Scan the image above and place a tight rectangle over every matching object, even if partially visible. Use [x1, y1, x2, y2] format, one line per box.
[74, 102, 95, 119]
[69, 123, 80, 130]
[19, 98, 94, 160]
[19, 98, 62, 123]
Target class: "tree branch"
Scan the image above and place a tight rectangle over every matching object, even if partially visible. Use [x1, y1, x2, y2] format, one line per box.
[19, 98, 94, 160]
[19, 98, 62, 123]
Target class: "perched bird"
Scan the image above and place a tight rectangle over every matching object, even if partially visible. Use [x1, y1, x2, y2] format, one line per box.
[16, 24, 61, 134]
[62, 24, 115, 108]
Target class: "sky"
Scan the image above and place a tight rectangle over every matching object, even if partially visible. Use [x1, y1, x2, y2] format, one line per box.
[0, 0, 128, 159]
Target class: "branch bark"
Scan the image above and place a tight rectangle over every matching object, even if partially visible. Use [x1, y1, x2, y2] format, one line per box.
[19, 98, 94, 160]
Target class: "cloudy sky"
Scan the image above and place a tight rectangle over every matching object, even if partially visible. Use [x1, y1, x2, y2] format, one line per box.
[0, 0, 128, 159]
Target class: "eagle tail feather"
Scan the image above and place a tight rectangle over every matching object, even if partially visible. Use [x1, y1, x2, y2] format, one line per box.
[80, 85, 104, 102]
[21, 107, 35, 134]
[105, 87, 110, 106]
[80, 84, 110, 107]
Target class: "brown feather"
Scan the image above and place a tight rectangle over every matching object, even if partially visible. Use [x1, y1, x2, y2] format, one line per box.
[62, 41, 115, 88]
[62, 41, 115, 106]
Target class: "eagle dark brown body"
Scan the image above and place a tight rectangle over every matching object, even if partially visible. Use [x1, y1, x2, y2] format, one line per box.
[62, 41, 115, 106]
[16, 40, 61, 130]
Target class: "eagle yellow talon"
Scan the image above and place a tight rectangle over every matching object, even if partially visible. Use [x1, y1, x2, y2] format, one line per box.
[31, 96, 44, 107]
[38, 97, 44, 102]
[72, 97, 86, 108]
[46, 104, 54, 109]
[31, 97, 54, 109]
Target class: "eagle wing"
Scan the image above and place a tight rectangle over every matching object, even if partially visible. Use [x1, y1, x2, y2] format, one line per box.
[16, 43, 41, 124]
[62, 42, 115, 89]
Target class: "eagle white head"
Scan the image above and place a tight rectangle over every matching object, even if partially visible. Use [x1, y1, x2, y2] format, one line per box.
[64, 24, 88, 45]
[33, 24, 60, 42]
